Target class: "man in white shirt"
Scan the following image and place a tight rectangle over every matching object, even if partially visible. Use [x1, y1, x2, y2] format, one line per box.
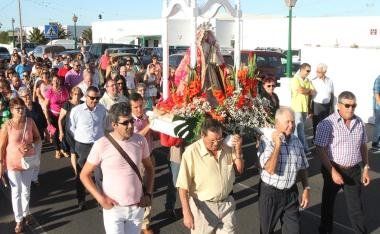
[99, 79, 128, 110]
[311, 63, 334, 136]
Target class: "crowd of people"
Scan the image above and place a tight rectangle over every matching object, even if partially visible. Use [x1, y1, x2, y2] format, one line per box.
[0, 46, 378, 234]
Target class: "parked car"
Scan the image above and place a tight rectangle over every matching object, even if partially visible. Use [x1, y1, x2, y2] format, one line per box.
[58, 50, 80, 60]
[169, 53, 185, 68]
[136, 47, 163, 67]
[88, 43, 140, 61]
[107, 47, 139, 55]
[16, 43, 37, 54]
[0, 47, 11, 62]
[30, 45, 66, 59]
[109, 52, 142, 67]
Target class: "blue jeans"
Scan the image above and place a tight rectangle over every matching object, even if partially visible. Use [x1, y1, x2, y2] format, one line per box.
[373, 109, 380, 145]
[294, 112, 308, 152]
[165, 161, 180, 210]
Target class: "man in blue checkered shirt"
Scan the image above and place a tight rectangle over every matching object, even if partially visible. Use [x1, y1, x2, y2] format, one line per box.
[315, 91, 370, 234]
[257, 107, 310, 234]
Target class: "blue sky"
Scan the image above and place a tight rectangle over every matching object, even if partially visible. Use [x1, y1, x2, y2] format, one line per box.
[0, 0, 379, 30]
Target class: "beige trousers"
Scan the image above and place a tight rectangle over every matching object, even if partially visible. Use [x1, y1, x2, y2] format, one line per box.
[189, 196, 237, 234]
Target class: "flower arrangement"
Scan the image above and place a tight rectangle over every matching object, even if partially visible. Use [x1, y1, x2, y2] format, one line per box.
[157, 51, 274, 143]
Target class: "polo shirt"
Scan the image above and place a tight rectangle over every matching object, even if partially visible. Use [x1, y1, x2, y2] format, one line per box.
[290, 74, 314, 112]
[64, 69, 83, 88]
[176, 139, 237, 202]
[99, 92, 128, 110]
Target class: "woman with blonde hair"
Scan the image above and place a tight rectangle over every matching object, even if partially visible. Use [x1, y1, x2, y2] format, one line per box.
[0, 97, 41, 233]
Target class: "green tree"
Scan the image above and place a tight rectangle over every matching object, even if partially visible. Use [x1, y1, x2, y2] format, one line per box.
[81, 28, 92, 43]
[0, 31, 10, 44]
[29, 27, 47, 44]
[57, 23, 70, 39]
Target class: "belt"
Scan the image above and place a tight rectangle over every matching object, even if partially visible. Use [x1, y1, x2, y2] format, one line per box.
[261, 181, 297, 192]
[332, 161, 360, 170]
[205, 191, 234, 203]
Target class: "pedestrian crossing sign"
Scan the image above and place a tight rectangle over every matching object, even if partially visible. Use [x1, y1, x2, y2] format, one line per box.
[44, 24, 58, 39]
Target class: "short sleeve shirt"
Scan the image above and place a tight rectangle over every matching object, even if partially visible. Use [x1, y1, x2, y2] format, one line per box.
[176, 139, 237, 202]
[291, 74, 314, 112]
[86, 133, 150, 206]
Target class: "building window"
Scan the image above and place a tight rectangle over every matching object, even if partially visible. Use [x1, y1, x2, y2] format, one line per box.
[154, 40, 159, 47]
[370, 29, 377, 35]
[144, 40, 149, 47]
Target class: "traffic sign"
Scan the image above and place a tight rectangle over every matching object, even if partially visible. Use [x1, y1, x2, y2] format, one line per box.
[44, 24, 58, 39]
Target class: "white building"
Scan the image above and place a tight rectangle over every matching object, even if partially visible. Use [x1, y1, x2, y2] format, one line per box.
[92, 15, 380, 49]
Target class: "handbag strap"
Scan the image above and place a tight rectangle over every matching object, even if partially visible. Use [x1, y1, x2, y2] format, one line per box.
[21, 118, 28, 143]
[105, 133, 146, 191]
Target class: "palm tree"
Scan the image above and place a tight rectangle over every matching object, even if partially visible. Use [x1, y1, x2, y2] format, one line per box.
[57, 23, 70, 39]
[29, 27, 47, 44]
[81, 28, 92, 43]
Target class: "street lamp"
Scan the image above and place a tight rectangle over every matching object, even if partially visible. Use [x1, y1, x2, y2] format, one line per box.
[284, 0, 297, 77]
[11, 18, 15, 47]
[72, 14, 78, 50]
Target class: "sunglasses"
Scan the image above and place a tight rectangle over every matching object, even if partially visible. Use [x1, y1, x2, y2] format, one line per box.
[340, 103, 357, 109]
[306, 70, 311, 73]
[87, 95, 100, 100]
[265, 84, 275, 88]
[116, 82, 124, 85]
[117, 119, 134, 126]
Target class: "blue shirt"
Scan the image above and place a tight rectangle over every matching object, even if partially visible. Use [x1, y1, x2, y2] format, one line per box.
[69, 102, 107, 144]
[374, 76, 380, 111]
[15, 64, 32, 79]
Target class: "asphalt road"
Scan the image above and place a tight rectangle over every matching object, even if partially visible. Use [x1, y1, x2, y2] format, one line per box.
[1, 133, 380, 234]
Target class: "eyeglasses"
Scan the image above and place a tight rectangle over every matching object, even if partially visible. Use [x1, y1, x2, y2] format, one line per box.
[340, 102, 357, 109]
[23, 74, 29, 77]
[117, 119, 134, 126]
[87, 95, 100, 100]
[209, 138, 224, 144]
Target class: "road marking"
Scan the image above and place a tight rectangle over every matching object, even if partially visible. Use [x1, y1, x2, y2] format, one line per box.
[235, 182, 355, 232]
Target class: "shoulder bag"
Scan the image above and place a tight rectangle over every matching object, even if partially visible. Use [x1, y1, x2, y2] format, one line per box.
[105, 133, 151, 207]
[20, 119, 40, 170]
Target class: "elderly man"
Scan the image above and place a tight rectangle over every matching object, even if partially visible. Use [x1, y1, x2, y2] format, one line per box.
[257, 107, 310, 234]
[99, 78, 128, 110]
[80, 102, 154, 234]
[315, 91, 370, 234]
[291, 63, 315, 153]
[64, 59, 83, 89]
[70, 86, 107, 210]
[176, 117, 244, 233]
[76, 69, 95, 101]
[311, 63, 334, 136]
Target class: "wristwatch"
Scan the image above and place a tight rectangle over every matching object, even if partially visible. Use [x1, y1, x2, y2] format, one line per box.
[364, 165, 370, 170]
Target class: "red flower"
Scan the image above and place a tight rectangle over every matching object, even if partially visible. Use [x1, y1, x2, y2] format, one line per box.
[208, 110, 225, 123]
[212, 89, 226, 105]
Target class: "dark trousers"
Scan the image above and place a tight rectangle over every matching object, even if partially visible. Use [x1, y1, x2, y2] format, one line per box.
[312, 102, 331, 136]
[319, 164, 367, 234]
[259, 182, 300, 234]
[50, 114, 62, 151]
[75, 141, 93, 202]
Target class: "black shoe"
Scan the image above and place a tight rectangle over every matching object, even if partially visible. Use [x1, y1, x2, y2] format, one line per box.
[31, 181, 40, 187]
[78, 201, 86, 211]
[164, 209, 177, 219]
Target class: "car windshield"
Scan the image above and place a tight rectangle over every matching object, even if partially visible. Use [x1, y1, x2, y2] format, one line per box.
[0, 48, 9, 53]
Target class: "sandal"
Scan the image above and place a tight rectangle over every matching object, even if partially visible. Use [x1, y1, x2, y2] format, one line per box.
[14, 221, 23, 233]
[55, 151, 62, 159]
[60, 150, 70, 158]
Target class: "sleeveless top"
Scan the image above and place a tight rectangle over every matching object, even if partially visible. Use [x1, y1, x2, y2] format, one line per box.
[6, 118, 36, 170]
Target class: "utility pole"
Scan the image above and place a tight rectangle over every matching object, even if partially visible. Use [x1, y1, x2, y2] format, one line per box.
[18, 0, 23, 50]
[12, 18, 15, 47]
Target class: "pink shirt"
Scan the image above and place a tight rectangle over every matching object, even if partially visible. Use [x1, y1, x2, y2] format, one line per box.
[45, 87, 69, 116]
[133, 114, 152, 152]
[100, 55, 110, 70]
[87, 133, 150, 206]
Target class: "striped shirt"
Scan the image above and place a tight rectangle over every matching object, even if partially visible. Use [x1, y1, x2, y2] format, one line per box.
[257, 134, 309, 190]
[314, 111, 367, 167]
